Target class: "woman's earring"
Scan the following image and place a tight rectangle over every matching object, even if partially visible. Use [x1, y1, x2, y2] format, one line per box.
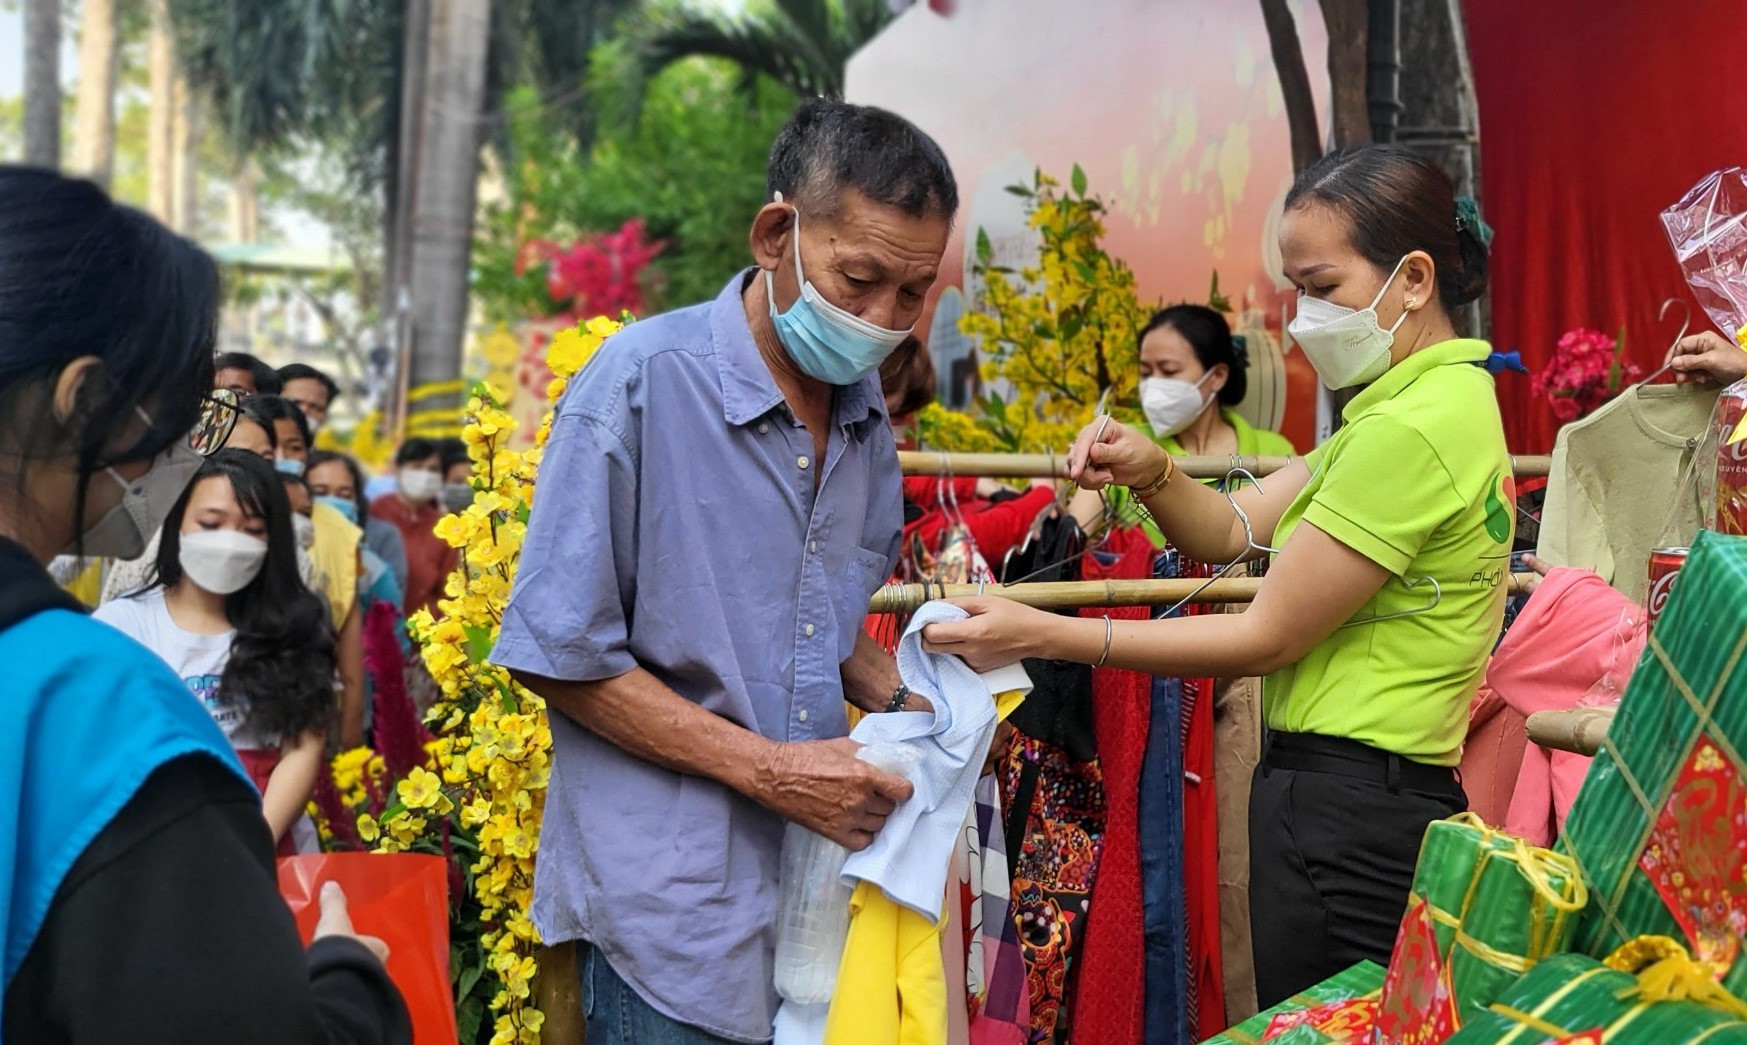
[1404, 295, 1418, 310]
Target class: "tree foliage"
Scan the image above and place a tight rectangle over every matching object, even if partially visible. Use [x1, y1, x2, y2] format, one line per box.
[474, 47, 798, 320]
[633, 0, 893, 100]
[951, 167, 1156, 453]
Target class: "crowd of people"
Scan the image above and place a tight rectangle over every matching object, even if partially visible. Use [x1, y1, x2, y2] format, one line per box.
[5, 91, 1746, 1044]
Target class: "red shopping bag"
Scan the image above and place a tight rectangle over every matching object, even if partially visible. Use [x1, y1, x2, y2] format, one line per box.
[278, 853, 456, 1044]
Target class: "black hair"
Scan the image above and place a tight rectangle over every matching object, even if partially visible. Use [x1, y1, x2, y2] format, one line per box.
[0, 167, 219, 551]
[242, 394, 312, 454]
[1140, 305, 1249, 407]
[394, 437, 441, 467]
[766, 98, 958, 222]
[215, 352, 283, 396]
[437, 437, 470, 475]
[277, 362, 340, 402]
[307, 449, 368, 521]
[1285, 144, 1488, 309]
[152, 449, 334, 740]
[234, 397, 280, 452]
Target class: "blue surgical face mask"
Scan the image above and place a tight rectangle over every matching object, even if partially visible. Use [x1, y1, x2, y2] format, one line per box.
[275, 456, 306, 477]
[764, 195, 913, 386]
[315, 494, 359, 525]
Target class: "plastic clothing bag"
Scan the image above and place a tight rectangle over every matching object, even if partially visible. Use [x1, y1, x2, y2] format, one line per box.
[1662, 168, 1747, 341]
[278, 853, 456, 1044]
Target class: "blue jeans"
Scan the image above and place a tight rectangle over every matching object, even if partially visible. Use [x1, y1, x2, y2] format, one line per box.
[579, 944, 767, 1045]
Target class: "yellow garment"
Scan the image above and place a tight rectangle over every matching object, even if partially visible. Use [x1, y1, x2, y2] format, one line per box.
[61, 559, 103, 607]
[823, 687, 1027, 1045]
[824, 882, 948, 1045]
[308, 502, 362, 627]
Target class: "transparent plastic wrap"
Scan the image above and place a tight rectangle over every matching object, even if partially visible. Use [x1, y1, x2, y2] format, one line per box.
[1661, 168, 1747, 341]
[773, 742, 921, 1005]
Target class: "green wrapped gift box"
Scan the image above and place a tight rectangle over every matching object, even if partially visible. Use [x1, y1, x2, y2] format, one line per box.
[1377, 813, 1587, 1037]
[1559, 532, 1747, 988]
[1198, 961, 1383, 1045]
[1444, 950, 1747, 1043]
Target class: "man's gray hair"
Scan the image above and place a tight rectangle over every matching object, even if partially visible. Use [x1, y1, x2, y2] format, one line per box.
[766, 98, 958, 222]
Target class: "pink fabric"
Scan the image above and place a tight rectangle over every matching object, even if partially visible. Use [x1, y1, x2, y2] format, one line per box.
[1459, 685, 1529, 828]
[1486, 568, 1646, 845]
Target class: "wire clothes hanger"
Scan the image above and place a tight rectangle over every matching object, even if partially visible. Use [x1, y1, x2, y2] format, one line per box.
[1635, 297, 1691, 389]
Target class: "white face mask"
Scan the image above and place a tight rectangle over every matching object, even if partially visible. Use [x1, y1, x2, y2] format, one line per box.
[292, 513, 317, 552]
[77, 408, 205, 559]
[398, 467, 442, 504]
[1286, 256, 1411, 390]
[178, 528, 269, 595]
[1140, 371, 1217, 438]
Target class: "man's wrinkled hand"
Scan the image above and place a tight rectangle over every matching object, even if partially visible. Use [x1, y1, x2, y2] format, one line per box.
[759, 738, 914, 851]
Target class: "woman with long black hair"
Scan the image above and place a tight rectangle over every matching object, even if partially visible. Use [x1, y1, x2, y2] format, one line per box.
[96, 450, 334, 854]
[0, 166, 407, 1041]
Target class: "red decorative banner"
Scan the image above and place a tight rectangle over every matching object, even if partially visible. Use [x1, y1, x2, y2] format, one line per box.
[1262, 998, 1379, 1042]
[1377, 899, 1459, 1044]
[1639, 739, 1747, 967]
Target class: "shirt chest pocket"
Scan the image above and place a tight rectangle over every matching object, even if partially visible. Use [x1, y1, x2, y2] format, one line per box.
[833, 546, 891, 660]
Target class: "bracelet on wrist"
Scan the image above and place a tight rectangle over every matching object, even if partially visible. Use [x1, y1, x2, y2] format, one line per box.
[1093, 615, 1114, 668]
[885, 683, 912, 713]
[1130, 455, 1176, 498]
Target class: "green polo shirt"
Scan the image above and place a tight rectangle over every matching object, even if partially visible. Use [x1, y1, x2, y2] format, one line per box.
[1266, 339, 1513, 766]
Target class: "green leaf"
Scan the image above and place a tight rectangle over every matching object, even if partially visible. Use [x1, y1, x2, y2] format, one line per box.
[1060, 312, 1086, 343]
[379, 801, 407, 822]
[456, 960, 486, 1005]
[462, 625, 494, 664]
[514, 502, 530, 525]
[1071, 259, 1097, 284]
[975, 228, 992, 265]
[457, 995, 485, 1043]
[1004, 183, 1034, 198]
[1071, 163, 1088, 197]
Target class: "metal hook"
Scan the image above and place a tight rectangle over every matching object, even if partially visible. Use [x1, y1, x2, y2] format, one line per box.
[1638, 297, 1692, 387]
[1338, 574, 1444, 627]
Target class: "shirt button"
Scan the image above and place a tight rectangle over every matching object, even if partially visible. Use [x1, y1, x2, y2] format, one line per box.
[798, 709, 810, 723]
[804, 623, 816, 637]
[810, 541, 819, 554]
[759, 422, 769, 434]
[798, 455, 810, 470]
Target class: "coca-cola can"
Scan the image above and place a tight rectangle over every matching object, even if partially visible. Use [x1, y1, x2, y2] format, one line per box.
[1713, 384, 1747, 535]
[1647, 546, 1689, 631]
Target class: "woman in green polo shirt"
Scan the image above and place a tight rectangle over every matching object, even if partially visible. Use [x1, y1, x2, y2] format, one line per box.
[1081, 304, 1297, 542]
[924, 144, 1509, 1005]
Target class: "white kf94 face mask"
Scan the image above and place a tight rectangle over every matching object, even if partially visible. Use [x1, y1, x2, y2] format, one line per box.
[1140, 371, 1217, 437]
[1287, 255, 1411, 389]
[179, 528, 269, 595]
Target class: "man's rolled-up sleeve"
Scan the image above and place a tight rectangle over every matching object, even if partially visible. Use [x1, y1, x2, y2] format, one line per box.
[491, 412, 640, 682]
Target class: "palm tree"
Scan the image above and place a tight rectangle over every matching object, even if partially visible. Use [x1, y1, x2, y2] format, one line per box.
[23, 0, 62, 167]
[71, 0, 121, 187]
[637, 0, 894, 100]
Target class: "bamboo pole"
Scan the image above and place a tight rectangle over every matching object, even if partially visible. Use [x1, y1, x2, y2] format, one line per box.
[896, 450, 1553, 480]
[1525, 707, 1616, 757]
[870, 572, 1535, 614]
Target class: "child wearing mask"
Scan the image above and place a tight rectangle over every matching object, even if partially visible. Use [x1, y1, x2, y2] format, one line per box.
[95, 450, 335, 855]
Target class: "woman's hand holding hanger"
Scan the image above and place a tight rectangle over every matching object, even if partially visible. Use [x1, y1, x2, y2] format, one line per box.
[1067, 416, 1170, 491]
[1671, 330, 1747, 386]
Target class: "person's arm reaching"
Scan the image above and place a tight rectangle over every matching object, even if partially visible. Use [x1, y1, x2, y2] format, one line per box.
[263, 727, 326, 842]
[511, 666, 913, 851]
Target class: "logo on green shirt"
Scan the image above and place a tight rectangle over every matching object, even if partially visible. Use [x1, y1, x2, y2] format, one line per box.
[1484, 474, 1515, 545]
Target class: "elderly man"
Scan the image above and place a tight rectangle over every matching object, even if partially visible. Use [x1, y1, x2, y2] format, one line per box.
[491, 99, 958, 1044]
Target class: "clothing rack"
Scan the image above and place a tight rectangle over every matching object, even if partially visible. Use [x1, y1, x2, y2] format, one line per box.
[869, 573, 1535, 615]
[897, 451, 1554, 480]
